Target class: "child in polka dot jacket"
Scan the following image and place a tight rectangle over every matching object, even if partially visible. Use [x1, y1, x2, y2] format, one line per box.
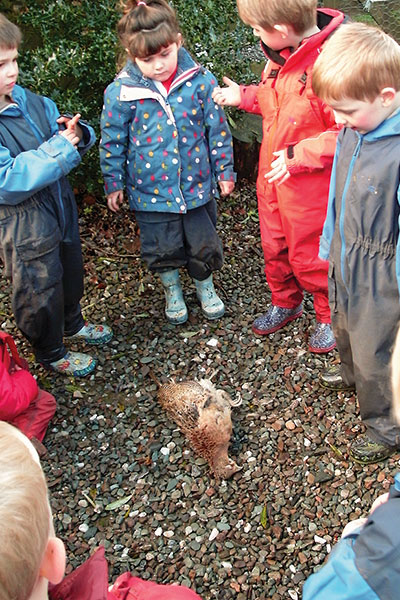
[100, 0, 236, 324]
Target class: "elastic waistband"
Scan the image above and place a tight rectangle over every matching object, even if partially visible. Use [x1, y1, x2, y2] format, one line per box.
[0, 195, 44, 218]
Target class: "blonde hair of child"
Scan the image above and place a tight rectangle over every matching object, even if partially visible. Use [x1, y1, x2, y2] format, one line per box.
[117, 0, 181, 59]
[0, 423, 50, 600]
[313, 22, 400, 102]
[0, 13, 21, 49]
[236, 0, 317, 34]
[392, 327, 400, 426]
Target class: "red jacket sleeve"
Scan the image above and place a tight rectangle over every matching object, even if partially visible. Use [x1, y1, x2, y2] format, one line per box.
[0, 362, 38, 420]
[285, 103, 343, 174]
[109, 573, 203, 600]
[238, 84, 262, 115]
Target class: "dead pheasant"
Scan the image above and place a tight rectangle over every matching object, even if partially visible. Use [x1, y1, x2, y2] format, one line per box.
[157, 377, 241, 479]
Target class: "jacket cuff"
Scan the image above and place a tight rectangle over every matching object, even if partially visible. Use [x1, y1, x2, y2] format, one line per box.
[103, 179, 124, 195]
[43, 135, 80, 175]
[238, 85, 255, 112]
[286, 145, 303, 175]
[217, 170, 237, 182]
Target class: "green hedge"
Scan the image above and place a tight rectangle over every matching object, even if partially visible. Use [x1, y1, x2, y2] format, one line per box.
[2, 0, 264, 198]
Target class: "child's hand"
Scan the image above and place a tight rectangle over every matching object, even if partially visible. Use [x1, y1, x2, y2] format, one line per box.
[341, 517, 368, 538]
[57, 113, 82, 146]
[212, 77, 241, 107]
[219, 180, 235, 197]
[341, 492, 390, 539]
[107, 190, 124, 212]
[265, 150, 291, 185]
[370, 492, 389, 513]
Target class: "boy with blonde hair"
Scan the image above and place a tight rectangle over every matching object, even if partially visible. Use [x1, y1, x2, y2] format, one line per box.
[213, 0, 345, 352]
[0, 424, 203, 600]
[313, 22, 400, 464]
[0, 422, 65, 600]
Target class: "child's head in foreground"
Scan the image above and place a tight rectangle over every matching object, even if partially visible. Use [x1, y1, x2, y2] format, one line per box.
[0, 422, 65, 600]
[313, 22, 400, 134]
[117, 0, 182, 81]
[236, 0, 318, 36]
[0, 12, 21, 50]
[0, 13, 21, 103]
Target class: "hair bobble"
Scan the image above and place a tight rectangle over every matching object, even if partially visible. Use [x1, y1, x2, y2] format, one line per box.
[137, 1, 146, 4]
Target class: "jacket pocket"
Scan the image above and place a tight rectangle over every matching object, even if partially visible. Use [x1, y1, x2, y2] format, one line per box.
[16, 226, 63, 293]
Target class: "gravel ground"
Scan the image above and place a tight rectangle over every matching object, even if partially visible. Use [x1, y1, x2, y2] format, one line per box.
[1, 184, 399, 599]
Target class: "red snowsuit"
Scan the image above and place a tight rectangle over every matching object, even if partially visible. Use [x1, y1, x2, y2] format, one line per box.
[0, 332, 56, 442]
[239, 9, 345, 322]
[49, 546, 203, 600]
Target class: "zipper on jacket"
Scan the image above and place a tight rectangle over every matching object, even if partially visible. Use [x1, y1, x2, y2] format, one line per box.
[267, 88, 280, 166]
[56, 180, 66, 234]
[21, 108, 47, 145]
[162, 93, 186, 211]
[20, 103, 67, 232]
[339, 135, 362, 292]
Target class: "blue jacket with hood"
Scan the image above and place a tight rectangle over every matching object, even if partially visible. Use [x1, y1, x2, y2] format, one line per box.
[303, 473, 400, 600]
[0, 84, 95, 207]
[99, 47, 235, 214]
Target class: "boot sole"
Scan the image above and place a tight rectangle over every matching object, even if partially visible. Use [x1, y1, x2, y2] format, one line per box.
[309, 341, 337, 354]
[350, 449, 395, 464]
[67, 332, 113, 345]
[201, 309, 225, 320]
[252, 310, 302, 335]
[43, 359, 97, 377]
[319, 377, 355, 391]
[166, 312, 188, 325]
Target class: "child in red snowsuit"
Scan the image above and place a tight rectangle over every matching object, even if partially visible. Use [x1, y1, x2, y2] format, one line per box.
[0, 331, 56, 451]
[212, 0, 345, 352]
[0, 421, 204, 600]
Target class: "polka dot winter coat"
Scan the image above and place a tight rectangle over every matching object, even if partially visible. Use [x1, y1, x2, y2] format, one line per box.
[100, 48, 235, 214]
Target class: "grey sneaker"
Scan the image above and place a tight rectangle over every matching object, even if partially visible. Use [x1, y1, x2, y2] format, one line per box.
[349, 433, 396, 464]
[319, 365, 355, 391]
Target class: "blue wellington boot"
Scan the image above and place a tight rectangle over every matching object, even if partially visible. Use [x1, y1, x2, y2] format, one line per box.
[194, 274, 225, 319]
[159, 270, 188, 325]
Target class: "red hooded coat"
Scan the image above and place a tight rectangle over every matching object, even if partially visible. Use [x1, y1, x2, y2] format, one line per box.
[0, 331, 56, 441]
[239, 8, 345, 321]
[49, 547, 203, 600]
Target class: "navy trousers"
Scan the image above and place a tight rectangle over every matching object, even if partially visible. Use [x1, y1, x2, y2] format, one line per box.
[135, 198, 223, 280]
[0, 186, 85, 364]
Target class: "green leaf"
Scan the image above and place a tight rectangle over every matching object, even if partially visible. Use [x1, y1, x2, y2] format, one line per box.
[179, 331, 200, 338]
[260, 505, 268, 529]
[327, 442, 344, 458]
[105, 494, 133, 511]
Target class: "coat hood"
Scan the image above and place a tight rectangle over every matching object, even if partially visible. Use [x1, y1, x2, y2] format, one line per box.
[260, 8, 345, 68]
[117, 47, 201, 92]
[361, 107, 400, 142]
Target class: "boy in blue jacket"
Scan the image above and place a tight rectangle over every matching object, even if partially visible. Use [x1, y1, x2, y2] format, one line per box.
[0, 14, 112, 376]
[303, 323, 400, 600]
[312, 22, 400, 464]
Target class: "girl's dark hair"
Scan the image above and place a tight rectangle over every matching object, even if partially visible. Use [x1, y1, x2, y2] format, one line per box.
[118, 0, 181, 59]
